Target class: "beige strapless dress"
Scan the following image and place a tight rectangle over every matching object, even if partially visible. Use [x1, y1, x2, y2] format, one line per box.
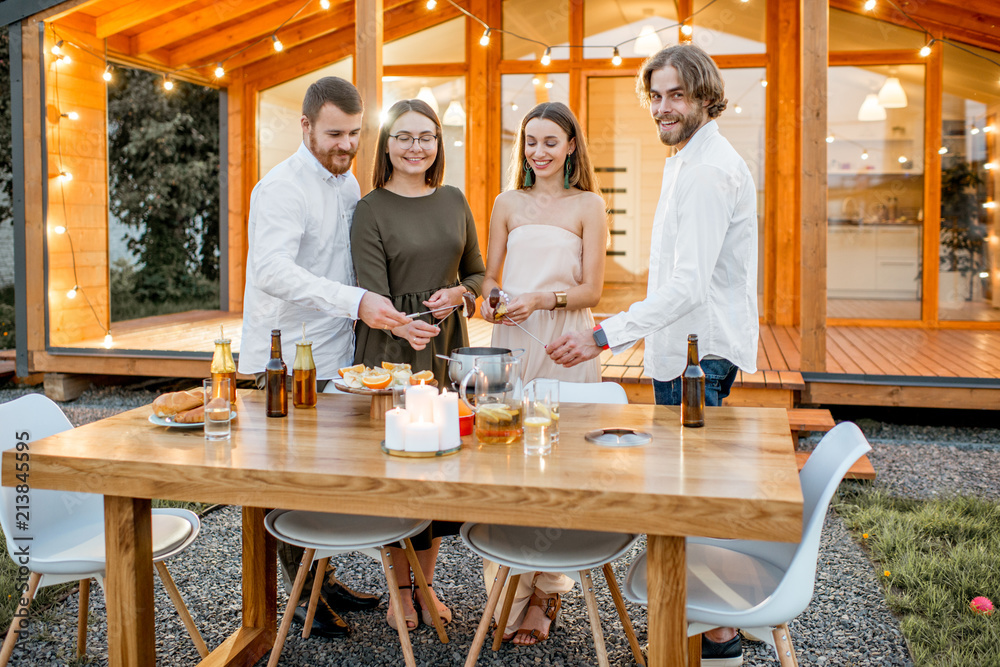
[491, 225, 600, 383]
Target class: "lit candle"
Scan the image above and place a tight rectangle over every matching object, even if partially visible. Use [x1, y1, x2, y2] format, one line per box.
[433, 391, 461, 450]
[405, 421, 439, 453]
[405, 384, 437, 423]
[385, 408, 410, 451]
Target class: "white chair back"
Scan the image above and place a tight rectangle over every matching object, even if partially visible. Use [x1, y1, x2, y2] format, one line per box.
[0, 394, 104, 559]
[557, 381, 628, 405]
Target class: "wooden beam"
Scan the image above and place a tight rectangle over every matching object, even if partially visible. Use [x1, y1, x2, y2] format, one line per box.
[829, 50, 924, 66]
[22, 20, 46, 359]
[227, 72, 247, 313]
[800, 0, 827, 372]
[829, 0, 1000, 53]
[95, 0, 198, 39]
[921, 45, 943, 326]
[355, 0, 383, 197]
[466, 0, 491, 246]
[804, 382, 1000, 410]
[131, 0, 281, 55]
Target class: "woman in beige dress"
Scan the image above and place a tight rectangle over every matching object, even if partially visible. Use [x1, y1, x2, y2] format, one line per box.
[479, 102, 608, 644]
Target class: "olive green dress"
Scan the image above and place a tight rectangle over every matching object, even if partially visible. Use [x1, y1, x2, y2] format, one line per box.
[351, 185, 486, 388]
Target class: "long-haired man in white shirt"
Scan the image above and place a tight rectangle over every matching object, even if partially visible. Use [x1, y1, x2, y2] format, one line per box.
[240, 77, 413, 640]
[547, 43, 757, 666]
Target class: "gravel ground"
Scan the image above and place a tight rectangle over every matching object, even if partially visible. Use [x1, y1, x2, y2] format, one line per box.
[4, 381, 997, 666]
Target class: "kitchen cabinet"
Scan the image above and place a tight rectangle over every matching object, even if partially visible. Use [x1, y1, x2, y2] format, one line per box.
[828, 225, 922, 299]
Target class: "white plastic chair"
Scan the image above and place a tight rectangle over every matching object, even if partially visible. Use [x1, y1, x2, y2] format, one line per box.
[622, 421, 873, 666]
[461, 379, 644, 667]
[263, 510, 449, 667]
[0, 394, 207, 664]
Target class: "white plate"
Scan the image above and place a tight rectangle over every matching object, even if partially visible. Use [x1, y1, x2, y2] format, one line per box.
[148, 411, 237, 429]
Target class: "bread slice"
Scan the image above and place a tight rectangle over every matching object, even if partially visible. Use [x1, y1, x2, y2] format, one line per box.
[152, 389, 204, 418]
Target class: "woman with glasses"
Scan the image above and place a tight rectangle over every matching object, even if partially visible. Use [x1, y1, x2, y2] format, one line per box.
[351, 98, 485, 632]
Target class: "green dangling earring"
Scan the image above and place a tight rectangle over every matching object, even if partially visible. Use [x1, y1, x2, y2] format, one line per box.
[523, 158, 535, 187]
[563, 152, 574, 189]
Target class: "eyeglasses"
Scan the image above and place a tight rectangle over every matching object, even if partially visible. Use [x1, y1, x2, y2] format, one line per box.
[389, 133, 438, 149]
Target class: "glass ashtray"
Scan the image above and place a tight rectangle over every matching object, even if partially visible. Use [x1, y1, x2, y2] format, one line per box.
[584, 428, 651, 447]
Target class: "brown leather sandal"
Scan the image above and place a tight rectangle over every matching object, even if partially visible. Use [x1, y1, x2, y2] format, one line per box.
[512, 592, 560, 645]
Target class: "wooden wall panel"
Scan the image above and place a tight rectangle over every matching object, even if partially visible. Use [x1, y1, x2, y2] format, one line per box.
[43, 26, 109, 347]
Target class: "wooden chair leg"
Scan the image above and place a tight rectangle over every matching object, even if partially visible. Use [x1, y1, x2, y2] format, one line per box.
[687, 634, 701, 667]
[267, 547, 315, 667]
[77, 578, 90, 659]
[772, 623, 800, 667]
[402, 538, 449, 644]
[0, 571, 41, 666]
[154, 561, 209, 658]
[581, 570, 610, 667]
[465, 564, 510, 667]
[381, 545, 417, 667]
[602, 563, 645, 666]
[302, 556, 330, 639]
[492, 573, 521, 651]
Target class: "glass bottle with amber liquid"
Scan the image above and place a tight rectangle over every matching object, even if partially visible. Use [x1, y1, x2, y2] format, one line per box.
[292, 340, 317, 408]
[681, 334, 705, 427]
[211, 335, 238, 413]
[265, 330, 288, 418]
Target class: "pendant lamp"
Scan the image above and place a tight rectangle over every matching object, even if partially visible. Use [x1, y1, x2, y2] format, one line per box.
[416, 86, 440, 114]
[634, 25, 663, 57]
[877, 76, 907, 109]
[857, 94, 886, 121]
[442, 100, 466, 126]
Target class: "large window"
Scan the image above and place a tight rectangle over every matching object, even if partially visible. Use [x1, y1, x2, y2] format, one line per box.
[827, 64, 925, 320]
[939, 42, 1000, 321]
[500, 73, 570, 189]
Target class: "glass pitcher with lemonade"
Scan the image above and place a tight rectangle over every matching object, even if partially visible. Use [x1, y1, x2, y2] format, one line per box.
[460, 355, 523, 444]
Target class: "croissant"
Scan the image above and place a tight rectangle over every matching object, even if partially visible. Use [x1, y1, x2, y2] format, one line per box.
[152, 389, 204, 418]
[172, 405, 205, 424]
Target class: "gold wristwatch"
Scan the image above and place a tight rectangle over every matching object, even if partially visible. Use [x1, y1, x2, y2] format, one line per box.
[553, 291, 568, 309]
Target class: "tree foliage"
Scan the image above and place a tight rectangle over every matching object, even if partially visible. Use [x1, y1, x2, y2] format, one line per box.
[1, 28, 13, 228]
[108, 68, 219, 302]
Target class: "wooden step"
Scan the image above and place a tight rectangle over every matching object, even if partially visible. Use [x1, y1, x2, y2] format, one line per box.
[795, 451, 876, 480]
[787, 408, 836, 433]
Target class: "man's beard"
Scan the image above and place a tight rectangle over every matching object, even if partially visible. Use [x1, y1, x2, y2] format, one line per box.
[307, 130, 357, 175]
[655, 108, 704, 147]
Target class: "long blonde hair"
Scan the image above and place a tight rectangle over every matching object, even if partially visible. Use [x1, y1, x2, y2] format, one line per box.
[507, 102, 599, 193]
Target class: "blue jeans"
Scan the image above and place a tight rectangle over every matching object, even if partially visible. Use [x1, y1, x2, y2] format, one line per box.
[653, 358, 739, 407]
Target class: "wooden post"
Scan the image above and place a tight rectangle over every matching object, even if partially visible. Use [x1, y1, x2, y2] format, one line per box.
[355, 0, 383, 197]
[646, 534, 687, 667]
[104, 496, 155, 666]
[921, 45, 943, 326]
[800, 0, 826, 372]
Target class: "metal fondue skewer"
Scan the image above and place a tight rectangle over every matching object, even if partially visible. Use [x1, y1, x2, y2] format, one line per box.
[488, 288, 548, 348]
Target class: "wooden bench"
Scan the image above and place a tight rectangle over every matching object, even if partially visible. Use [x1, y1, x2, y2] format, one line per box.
[787, 408, 876, 480]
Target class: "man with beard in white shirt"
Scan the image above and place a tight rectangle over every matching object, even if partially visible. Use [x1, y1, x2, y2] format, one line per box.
[547, 44, 757, 666]
[240, 76, 412, 640]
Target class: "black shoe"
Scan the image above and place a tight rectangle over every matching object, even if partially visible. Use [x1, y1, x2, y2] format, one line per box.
[291, 600, 351, 639]
[321, 575, 382, 612]
[701, 634, 743, 666]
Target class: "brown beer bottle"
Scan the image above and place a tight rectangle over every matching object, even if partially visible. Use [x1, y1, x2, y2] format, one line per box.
[292, 340, 317, 409]
[681, 334, 705, 427]
[265, 330, 288, 418]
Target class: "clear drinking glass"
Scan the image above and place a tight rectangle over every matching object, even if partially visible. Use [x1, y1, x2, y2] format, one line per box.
[522, 380, 554, 455]
[530, 378, 559, 442]
[204, 377, 231, 441]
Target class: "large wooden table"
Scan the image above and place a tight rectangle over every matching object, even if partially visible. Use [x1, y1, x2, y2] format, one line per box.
[1, 391, 802, 667]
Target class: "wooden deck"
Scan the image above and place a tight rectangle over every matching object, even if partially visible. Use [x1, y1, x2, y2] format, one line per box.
[57, 312, 1000, 410]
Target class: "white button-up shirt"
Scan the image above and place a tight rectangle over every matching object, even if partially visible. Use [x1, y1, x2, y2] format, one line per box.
[600, 121, 759, 381]
[239, 143, 366, 378]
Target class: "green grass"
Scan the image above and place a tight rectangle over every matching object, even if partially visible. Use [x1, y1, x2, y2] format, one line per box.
[0, 500, 212, 633]
[837, 489, 1000, 667]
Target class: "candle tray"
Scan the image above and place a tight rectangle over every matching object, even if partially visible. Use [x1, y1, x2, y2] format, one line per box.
[380, 441, 462, 458]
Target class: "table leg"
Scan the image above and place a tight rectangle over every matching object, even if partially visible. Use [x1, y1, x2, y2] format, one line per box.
[105, 496, 154, 667]
[243, 507, 277, 634]
[646, 535, 687, 667]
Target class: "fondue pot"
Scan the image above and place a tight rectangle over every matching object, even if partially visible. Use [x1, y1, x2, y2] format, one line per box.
[439, 347, 523, 387]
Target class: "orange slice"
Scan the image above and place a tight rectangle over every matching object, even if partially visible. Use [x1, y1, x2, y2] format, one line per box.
[458, 400, 473, 417]
[338, 363, 366, 378]
[382, 361, 412, 372]
[409, 370, 434, 385]
[361, 371, 392, 390]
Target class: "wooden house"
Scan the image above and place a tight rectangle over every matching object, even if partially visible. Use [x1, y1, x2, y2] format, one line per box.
[4, 0, 999, 408]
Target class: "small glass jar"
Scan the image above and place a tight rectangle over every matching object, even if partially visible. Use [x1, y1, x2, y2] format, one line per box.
[292, 341, 317, 408]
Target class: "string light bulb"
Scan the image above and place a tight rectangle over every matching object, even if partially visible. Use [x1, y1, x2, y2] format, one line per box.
[320, 0, 330, 7]
[898, 155, 908, 163]
[938, 146, 948, 155]
[103, 332, 114, 349]
[985, 126, 995, 133]
[163, 76, 174, 91]
[51, 40, 63, 56]
[271, 35, 283, 52]
[479, 28, 491, 47]
[214, 64, 225, 78]
[861, 150, 869, 160]
[984, 201, 997, 209]
[544, 81, 553, 89]
[984, 162, 995, 170]
[103, 66, 113, 82]
[56, 55, 71, 64]
[532, 77, 540, 86]
[612, 47, 622, 66]
[680, 23, 693, 37]
[58, 171, 73, 181]
[426, 0, 436, 7]
[919, 44, 932, 57]
[971, 127, 980, 135]
[540, 47, 551, 66]
[61, 111, 80, 120]
[66, 285, 79, 299]
[760, 79, 768, 87]
[510, 102, 518, 110]
[734, 104, 742, 114]
[826, 135, 835, 143]
[53, 225, 67, 234]
[864, 0, 877, 10]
